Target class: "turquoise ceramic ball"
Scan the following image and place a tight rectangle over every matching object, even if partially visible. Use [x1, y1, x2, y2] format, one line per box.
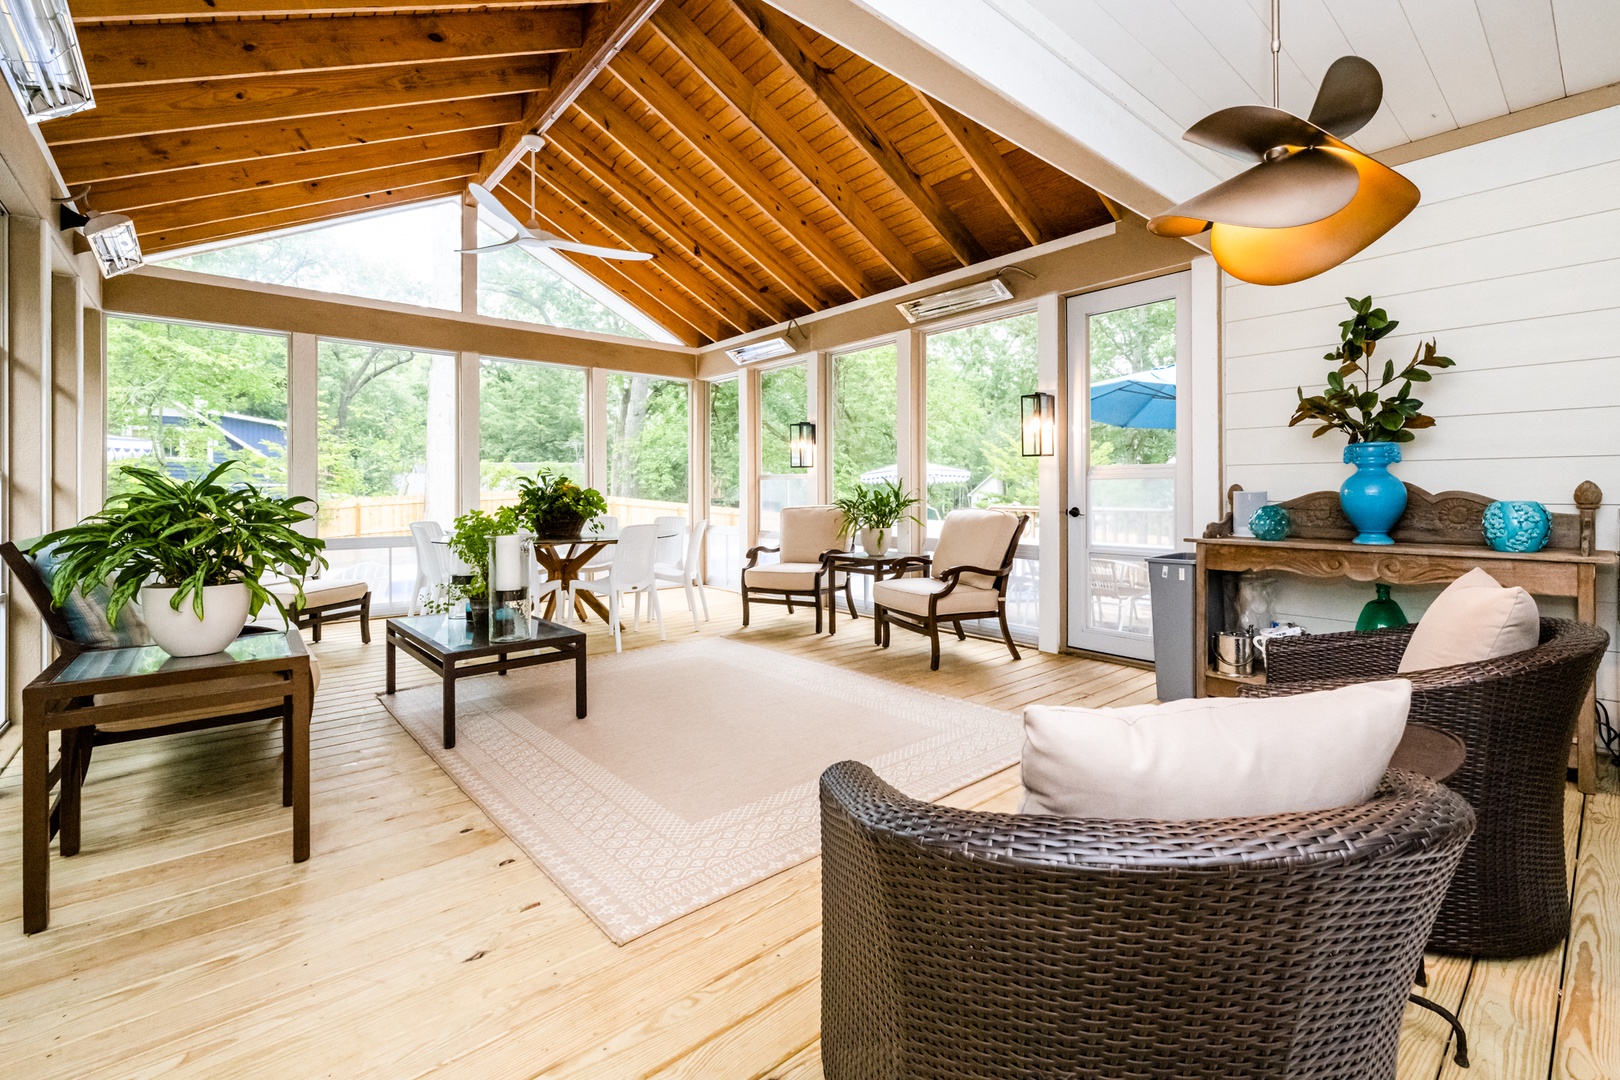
[1482, 500, 1550, 553]
[1248, 504, 1292, 542]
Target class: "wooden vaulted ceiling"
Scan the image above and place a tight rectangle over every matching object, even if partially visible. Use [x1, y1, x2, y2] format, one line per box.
[46, 0, 1117, 346]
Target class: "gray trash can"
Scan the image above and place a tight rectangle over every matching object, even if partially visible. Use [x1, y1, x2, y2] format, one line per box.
[1147, 552, 1197, 701]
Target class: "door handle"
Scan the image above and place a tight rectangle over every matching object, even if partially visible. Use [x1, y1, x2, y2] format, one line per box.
[1067, 506, 1083, 518]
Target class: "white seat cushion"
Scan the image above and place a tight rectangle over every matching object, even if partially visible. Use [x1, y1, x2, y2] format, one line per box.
[271, 579, 369, 607]
[1398, 567, 1539, 672]
[1019, 679, 1412, 820]
[745, 562, 824, 590]
[872, 577, 1001, 617]
[932, 509, 1019, 589]
[779, 505, 848, 563]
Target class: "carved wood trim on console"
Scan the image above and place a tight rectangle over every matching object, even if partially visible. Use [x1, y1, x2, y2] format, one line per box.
[1205, 482, 1603, 556]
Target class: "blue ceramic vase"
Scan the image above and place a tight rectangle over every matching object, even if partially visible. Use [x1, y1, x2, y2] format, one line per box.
[1340, 442, 1406, 545]
[1482, 500, 1551, 552]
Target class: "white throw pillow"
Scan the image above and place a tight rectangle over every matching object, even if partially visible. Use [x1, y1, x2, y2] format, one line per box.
[1019, 680, 1411, 820]
[1397, 567, 1539, 673]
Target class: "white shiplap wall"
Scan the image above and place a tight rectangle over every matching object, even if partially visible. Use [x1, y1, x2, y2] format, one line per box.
[1222, 103, 1620, 725]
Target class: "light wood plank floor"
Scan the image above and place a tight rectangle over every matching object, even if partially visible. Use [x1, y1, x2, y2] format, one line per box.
[0, 592, 1614, 1078]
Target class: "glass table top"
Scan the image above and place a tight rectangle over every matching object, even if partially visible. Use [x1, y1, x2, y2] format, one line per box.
[54, 629, 302, 685]
[387, 613, 581, 654]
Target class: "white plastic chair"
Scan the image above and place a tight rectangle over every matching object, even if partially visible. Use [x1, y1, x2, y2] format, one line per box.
[576, 514, 619, 582]
[570, 523, 664, 652]
[408, 520, 449, 615]
[517, 528, 561, 620]
[654, 518, 710, 630]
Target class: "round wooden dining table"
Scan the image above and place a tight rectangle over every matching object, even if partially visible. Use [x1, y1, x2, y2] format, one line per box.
[438, 525, 681, 624]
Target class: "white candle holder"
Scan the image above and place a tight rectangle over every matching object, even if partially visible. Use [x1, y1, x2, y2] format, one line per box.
[488, 534, 530, 642]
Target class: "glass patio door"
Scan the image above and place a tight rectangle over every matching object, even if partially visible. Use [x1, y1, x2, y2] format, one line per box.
[1066, 275, 1190, 660]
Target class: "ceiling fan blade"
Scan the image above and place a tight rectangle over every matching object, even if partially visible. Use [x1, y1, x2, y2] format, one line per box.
[519, 236, 654, 262]
[1149, 148, 1360, 234]
[454, 238, 525, 255]
[1183, 105, 1333, 161]
[467, 182, 530, 235]
[1309, 56, 1383, 140]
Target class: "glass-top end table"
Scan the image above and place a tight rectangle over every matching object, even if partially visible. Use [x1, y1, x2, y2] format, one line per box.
[384, 613, 587, 750]
[54, 626, 304, 686]
[822, 549, 928, 640]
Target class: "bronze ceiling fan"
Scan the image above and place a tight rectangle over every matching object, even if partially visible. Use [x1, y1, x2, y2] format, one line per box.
[1147, 2, 1419, 285]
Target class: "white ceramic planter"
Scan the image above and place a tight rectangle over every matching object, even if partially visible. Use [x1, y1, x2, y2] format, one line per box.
[859, 528, 887, 557]
[142, 582, 251, 656]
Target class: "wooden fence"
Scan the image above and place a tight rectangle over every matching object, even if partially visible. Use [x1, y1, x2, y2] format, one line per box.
[317, 494, 741, 538]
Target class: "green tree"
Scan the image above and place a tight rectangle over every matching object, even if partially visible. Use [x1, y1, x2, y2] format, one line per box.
[924, 313, 1039, 515]
[316, 342, 430, 502]
[760, 364, 806, 476]
[831, 345, 897, 499]
[708, 378, 740, 508]
[1087, 300, 1177, 466]
[605, 373, 689, 502]
[479, 359, 588, 486]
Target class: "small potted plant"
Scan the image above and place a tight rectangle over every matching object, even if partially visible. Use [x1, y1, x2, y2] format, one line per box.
[514, 470, 608, 539]
[834, 480, 923, 556]
[1289, 295, 1455, 545]
[441, 506, 520, 621]
[29, 461, 325, 656]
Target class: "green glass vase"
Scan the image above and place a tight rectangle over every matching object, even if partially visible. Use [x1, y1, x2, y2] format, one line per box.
[1356, 583, 1407, 632]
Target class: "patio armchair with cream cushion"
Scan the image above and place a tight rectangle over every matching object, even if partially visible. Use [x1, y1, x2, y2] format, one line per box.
[740, 505, 852, 634]
[871, 509, 1028, 670]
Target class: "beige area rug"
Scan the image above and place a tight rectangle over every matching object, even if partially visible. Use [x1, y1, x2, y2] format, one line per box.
[380, 636, 1020, 943]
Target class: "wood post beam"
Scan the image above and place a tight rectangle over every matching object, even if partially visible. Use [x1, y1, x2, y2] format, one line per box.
[76, 10, 585, 87]
[649, 5, 928, 284]
[51, 96, 527, 187]
[920, 94, 1054, 247]
[497, 174, 734, 344]
[516, 153, 767, 332]
[474, 0, 664, 187]
[603, 51, 870, 300]
[40, 57, 550, 145]
[571, 88, 836, 310]
[142, 180, 467, 254]
[91, 130, 503, 213]
[728, 0, 986, 268]
[545, 123, 798, 324]
[73, 1, 607, 18]
[133, 156, 481, 237]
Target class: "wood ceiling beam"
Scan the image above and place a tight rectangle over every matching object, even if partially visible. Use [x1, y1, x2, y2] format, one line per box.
[547, 132, 798, 324]
[650, 4, 928, 284]
[142, 180, 465, 254]
[569, 90, 834, 311]
[91, 130, 502, 213]
[606, 50, 871, 300]
[727, 0, 986, 268]
[516, 153, 768, 332]
[132, 156, 480, 237]
[40, 57, 549, 145]
[51, 96, 527, 187]
[474, 0, 663, 187]
[493, 178, 710, 346]
[919, 95, 1054, 247]
[77, 11, 583, 88]
[75, 1, 604, 20]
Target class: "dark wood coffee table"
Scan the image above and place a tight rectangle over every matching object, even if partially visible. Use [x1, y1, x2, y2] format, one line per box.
[385, 614, 586, 749]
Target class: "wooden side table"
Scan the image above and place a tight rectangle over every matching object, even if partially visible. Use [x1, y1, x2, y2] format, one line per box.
[20, 631, 313, 934]
[822, 550, 926, 641]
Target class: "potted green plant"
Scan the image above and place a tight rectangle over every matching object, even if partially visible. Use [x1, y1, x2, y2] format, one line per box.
[441, 506, 520, 620]
[834, 480, 923, 556]
[29, 461, 325, 656]
[514, 470, 609, 539]
[1289, 296, 1455, 545]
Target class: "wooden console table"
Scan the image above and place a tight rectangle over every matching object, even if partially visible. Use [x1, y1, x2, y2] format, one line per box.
[1195, 482, 1615, 794]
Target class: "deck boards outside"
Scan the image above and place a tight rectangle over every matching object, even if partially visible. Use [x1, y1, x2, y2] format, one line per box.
[0, 591, 1613, 1078]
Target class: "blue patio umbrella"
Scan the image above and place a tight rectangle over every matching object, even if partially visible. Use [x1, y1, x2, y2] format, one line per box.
[1089, 365, 1176, 429]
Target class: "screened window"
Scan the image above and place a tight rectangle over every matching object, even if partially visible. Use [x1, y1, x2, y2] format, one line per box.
[706, 377, 741, 587]
[475, 216, 653, 340]
[479, 359, 587, 516]
[160, 201, 462, 311]
[830, 343, 897, 501]
[924, 311, 1040, 638]
[104, 317, 289, 496]
[759, 362, 810, 536]
[605, 373, 690, 524]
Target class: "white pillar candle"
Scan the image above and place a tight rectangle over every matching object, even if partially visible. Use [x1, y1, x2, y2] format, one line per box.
[494, 534, 523, 592]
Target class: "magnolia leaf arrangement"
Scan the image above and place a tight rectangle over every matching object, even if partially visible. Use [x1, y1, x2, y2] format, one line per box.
[833, 480, 923, 532]
[1290, 295, 1455, 443]
[29, 461, 326, 621]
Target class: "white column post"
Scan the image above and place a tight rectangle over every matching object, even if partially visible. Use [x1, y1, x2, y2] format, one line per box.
[7, 216, 52, 726]
[894, 329, 922, 554]
[740, 365, 760, 551]
[807, 349, 827, 505]
[78, 305, 105, 517]
[424, 352, 459, 525]
[50, 274, 81, 530]
[689, 377, 708, 525]
[1188, 255, 1222, 539]
[1036, 292, 1065, 655]
[588, 367, 608, 494]
[286, 332, 319, 534]
[457, 351, 480, 516]
[460, 197, 479, 316]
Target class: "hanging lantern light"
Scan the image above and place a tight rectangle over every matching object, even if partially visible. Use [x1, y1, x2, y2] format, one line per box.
[1021, 392, 1055, 457]
[1147, 5, 1418, 285]
[789, 421, 816, 469]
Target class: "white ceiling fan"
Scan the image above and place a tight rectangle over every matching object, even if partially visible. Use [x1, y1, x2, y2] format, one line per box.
[459, 135, 652, 262]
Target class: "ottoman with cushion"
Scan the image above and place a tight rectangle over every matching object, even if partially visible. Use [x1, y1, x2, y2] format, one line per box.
[269, 573, 371, 643]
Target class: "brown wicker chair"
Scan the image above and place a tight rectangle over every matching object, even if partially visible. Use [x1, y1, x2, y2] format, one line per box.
[821, 760, 1474, 1080]
[1246, 617, 1607, 957]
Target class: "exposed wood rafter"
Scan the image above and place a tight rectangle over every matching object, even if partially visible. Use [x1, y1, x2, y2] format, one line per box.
[74, 1, 604, 19]
[919, 94, 1054, 247]
[728, 0, 986, 268]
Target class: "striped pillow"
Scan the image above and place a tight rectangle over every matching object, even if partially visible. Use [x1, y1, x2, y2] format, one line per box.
[30, 545, 152, 649]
